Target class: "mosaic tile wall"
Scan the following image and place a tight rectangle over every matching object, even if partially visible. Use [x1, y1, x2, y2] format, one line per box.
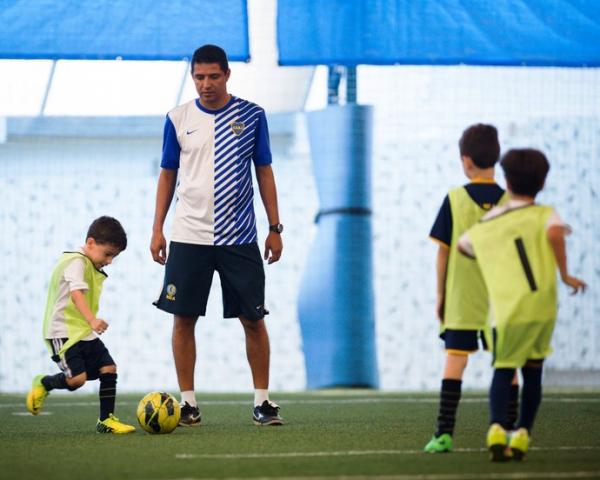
[1, 67, 598, 393]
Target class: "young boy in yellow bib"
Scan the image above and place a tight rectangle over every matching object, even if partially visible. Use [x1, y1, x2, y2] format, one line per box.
[458, 149, 586, 461]
[425, 124, 518, 454]
[26, 216, 135, 434]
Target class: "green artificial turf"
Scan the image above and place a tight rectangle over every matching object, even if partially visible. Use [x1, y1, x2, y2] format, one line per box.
[1, 391, 599, 479]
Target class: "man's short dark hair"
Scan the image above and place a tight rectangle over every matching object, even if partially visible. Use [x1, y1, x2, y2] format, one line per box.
[501, 148, 550, 197]
[191, 44, 229, 73]
[87, 216, 127, 251]
[459, 124, 500, 169]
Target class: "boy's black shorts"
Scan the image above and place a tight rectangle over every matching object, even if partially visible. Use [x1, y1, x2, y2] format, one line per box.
[440, 329, 489, 353]
[154, 241, 267, 321]
[48, 338, 115, 379]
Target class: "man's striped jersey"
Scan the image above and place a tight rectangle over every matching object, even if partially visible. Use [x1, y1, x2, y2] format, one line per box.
[162, 96, 272, 246]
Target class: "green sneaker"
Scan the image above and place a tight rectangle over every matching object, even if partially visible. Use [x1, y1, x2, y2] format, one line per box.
[424, 433, 453, 453]
[509, 428, 530, 461]
[96, 414, 136, 434]
[487, 423, 512, 462]
[26, 375, 49, 415]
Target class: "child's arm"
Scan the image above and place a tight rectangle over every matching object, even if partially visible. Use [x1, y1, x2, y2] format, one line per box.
[70, 290, 109, 334]
[547, 225, 587, 294]
[436, 245, 449, 322]
[457, 232, 476, 259]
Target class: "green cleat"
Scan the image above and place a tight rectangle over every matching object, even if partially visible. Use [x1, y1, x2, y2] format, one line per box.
[424, 433, 453, 453]
[487, 423, 513, 462]
[509, 428, 530, 461]
[96, 414, 136, 434]
[26, 375, 49, 415]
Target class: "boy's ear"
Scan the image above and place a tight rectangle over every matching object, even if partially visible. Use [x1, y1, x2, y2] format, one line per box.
[461, 155, 473, 168]
[85, 237, 95, 247]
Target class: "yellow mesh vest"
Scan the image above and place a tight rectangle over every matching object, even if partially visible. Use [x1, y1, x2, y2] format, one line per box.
[42, 252, 107, 356]
[469, 204, 557, 328]
[443, 186, 507, 330]
[468, 205, 558, 366]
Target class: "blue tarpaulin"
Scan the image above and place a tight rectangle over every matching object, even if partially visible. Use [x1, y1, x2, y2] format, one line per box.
[277, 0, 600, 67]
[0, 0, 249, 61]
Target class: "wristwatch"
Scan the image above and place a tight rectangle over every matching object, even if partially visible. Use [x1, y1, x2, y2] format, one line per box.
[269, 223, 284, 234]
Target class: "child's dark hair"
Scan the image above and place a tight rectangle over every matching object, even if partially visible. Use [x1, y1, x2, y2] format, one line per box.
[459, 124, 500, 168]
[191, 44, 229, 73]
[87, 216, 127, 251]
[501, 148, 550, 197]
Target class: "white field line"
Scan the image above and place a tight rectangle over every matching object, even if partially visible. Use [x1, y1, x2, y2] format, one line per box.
[175, 445, 600, 460]
[152, 472, 600, 480]
[2, 396, 599, 409]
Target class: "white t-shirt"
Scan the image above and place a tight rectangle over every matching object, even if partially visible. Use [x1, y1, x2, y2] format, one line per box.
[161, 96, 272, 246]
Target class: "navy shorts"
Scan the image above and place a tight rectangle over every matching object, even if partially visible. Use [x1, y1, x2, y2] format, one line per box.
[154, 241, 267, 321]
[440, 329, 489, 353]
[48, 338, 115, 379]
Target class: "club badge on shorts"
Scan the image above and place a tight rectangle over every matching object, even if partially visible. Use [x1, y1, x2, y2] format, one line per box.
[166, 284, 177, 301]
[231, 121, 245, 136]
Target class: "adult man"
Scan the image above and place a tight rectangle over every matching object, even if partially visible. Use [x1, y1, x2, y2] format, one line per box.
[151, 44, 284, 426]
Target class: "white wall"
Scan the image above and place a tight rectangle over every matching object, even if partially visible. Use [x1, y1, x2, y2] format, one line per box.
[1, 66, 599, 394]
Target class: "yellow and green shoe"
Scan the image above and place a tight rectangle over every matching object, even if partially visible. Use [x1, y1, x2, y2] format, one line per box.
[487, 423, 513, 462]
[26, 375, 49, 415]
[424, 433, 453, 453]
[96, 414, 136, 434]
[509, 428, 530, 461]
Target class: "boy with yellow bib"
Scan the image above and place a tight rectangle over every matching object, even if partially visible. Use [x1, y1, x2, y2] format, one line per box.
[26, 216, 135, 434]
[425, 124, 515, 453]
[459, 149, 586, 461]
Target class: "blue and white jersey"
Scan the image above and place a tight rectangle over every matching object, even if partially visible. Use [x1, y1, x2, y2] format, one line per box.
[162, 96, 272, 246]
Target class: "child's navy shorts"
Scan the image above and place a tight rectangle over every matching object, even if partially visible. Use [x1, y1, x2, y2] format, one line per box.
[48, 338, 115, 379]
[440, 328, 489, 353]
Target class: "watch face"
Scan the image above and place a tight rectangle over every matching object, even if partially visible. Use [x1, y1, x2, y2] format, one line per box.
[270, 224, 283, 233]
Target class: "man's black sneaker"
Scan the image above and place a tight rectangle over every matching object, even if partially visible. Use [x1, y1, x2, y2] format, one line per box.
[179, 402, 201, 426]
[253, 400, 284, 426]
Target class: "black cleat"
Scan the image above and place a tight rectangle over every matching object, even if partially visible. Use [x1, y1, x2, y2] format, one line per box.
[179, 402, 201, 426]
[253, 400, 284, 426]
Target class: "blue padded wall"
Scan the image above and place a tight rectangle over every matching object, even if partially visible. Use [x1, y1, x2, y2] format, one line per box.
[278, 0, 600, 67]
[298, 105, 378, 388]
[0, 0, 249, 60]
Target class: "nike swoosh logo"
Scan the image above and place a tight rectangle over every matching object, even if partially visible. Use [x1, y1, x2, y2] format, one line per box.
[186, 129, 199, 135]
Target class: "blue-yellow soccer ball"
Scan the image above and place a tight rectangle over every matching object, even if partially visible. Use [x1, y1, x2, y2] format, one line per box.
[136, 391, 181, 434]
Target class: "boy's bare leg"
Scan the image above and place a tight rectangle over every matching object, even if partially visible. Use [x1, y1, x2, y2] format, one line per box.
[425, 353, 469, 451]
[443, 353, 469, 379]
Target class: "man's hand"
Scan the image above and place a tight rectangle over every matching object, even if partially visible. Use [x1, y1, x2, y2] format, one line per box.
[150, 231, 168, 265]
[264, 232, 283, 264]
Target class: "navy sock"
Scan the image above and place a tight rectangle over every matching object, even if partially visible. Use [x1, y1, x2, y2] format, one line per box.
[435, 379, 462, 437]
[506, 384, 520, 430]
[41, 373, 69, 391]
[489, 368, 515, 426]
[518, 366, 543, 432]
[99, 373, 117, 421]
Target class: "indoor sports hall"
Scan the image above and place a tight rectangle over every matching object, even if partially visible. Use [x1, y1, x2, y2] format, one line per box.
[1, 1, 598, 479]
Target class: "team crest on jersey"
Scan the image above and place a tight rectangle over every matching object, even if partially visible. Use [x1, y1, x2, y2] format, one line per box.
[166, 284, 177, 301]
[231, 121, 245, 136]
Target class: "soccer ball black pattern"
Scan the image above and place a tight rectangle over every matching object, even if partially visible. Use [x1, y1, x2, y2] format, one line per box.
[136, 391, 181, 434]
